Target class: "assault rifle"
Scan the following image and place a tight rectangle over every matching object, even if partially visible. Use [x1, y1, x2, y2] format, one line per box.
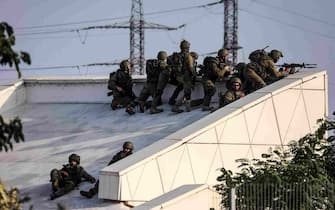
[276, 63, 317, 74]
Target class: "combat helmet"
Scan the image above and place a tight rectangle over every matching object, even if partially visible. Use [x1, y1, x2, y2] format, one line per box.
[157, 51, 168, 60]
[119, 60, 130, 71]
[69, 153, 80, 164]
[269, 50, 283, 63]
[180, 40, 190, 50]
[123, 141, 134, 151]
[203, 56, 219, 66]
[190, 51, 199, 60]
[217, 48, 229, 57]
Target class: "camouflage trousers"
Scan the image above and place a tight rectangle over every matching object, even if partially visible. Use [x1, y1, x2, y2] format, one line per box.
[202, 79, 216, 107]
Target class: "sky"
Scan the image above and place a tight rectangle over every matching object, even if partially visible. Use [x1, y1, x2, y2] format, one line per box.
[0, 0, 334, 114]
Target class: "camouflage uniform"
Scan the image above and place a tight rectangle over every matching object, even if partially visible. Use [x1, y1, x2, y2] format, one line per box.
[216, 48, 233, 78]
[80, 142, 134, 199]
[138, 51, 167, 114]
[201, 56, 225, 111]
[243, 49, 286, 93]
[168, 40, 195, 113]
[219, 77, 245, 107]
[109, 60, 136, 115]
[50, 154, 95, 200]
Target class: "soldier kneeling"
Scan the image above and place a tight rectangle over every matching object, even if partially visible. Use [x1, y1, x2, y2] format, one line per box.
[49, 153, 95, 200]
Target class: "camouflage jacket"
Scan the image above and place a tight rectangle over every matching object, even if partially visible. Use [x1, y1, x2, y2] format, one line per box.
[220, 90, 245, 107]
[60, 164, 95, 185]
[107, 150, 133, 166]
[109, 69, 133, 94]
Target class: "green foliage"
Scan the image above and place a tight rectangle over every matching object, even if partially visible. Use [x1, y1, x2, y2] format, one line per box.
[0, 180, 31, 210]
[0, 116, 24, 152]
[216, 112, 335, 209]
[0, 21, 31, 78]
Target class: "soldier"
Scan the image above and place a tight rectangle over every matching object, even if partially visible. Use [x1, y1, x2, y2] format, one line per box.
[201, 56, 225, 111]
[219, 77, 245, 107]
[80, 141, 134, 199]
[49, 153, 96, 200]
[216, 48, 233, 78]
[138, 51, 167, 113]
[108, 60, 136, 115]
[168, 40, 195, 113]
[244, 49, 289, 93]
[150, 51, 172, 114]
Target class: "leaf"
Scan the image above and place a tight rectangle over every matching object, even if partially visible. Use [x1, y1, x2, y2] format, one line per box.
[20, 51, 31, 65]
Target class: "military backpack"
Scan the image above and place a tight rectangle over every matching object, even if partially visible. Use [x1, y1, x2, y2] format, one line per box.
[248, 49, 268, 63]
[145, 59, 160, 83]
[107, 72, 116, 91]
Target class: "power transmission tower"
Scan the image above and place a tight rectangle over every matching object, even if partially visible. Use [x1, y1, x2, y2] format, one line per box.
[130, 0, 145, 75]
[223, 0, 238, 65]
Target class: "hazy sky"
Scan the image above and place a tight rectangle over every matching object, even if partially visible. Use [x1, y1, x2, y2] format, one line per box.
[0, 0, 334, 113]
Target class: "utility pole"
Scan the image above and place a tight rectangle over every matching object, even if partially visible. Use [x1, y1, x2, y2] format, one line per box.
[130, 0, 145, 75]
[223, 0, 238, 65]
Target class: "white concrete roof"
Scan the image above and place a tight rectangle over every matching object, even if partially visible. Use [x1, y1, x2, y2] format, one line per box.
[0, 103, 208, 210]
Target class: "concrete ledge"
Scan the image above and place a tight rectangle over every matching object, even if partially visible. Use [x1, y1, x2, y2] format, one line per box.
[133, 184, 220, 210]
[99, 70, 328, 203]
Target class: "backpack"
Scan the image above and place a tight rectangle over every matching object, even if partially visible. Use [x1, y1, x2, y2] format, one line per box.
[145, 59, 159, 76]
[167, 52, 185, 74]
[107, 72, 116, 91]
[248, 49, 268, 63]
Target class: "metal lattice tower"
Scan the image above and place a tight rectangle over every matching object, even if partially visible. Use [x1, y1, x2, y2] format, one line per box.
[130, 0, 145, 75]
[223, 0, 238, 65]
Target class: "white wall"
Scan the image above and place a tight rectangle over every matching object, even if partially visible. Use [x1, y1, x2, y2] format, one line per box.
[0, 81, 26, 114]
[23, 76, 212, 103]
[99, 71, 328, 204]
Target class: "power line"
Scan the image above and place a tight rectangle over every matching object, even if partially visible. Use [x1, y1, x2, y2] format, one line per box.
[0, 61, 121, 71]
[14, 1, 223, 31]
[254, 0, 335, 28]
[239, 8, 335, 41]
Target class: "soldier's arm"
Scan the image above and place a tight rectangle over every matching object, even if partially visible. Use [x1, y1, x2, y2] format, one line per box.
[186, 54, 194, 72]
[245, 66, 266, 86]
[266, 60, 285, 78]
[80, 167, 96, 183]
[107, 152, 121, 166]
[223, 91, 235, 106]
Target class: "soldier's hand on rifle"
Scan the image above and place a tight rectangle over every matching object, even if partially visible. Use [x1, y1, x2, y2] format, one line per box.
[116, 86, 124, 92]
[60, 170, 69, 177]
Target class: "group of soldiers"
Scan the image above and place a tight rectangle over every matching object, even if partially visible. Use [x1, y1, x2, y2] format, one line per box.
[48, 42, 293, 200]
[49, 141, 134, 200]
[107, 40, 292, 115]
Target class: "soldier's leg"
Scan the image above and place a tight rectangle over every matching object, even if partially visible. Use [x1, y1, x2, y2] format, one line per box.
[138, 84, 151, 113]
[50, 169, 62, 192]
[50, 181, 75, 200]
[183, 80, 193, 112]
[169, 83, 183, 105]
[80, 180, 99, 199]
[151, 71, 170, 114]
[202, 80, 216, 111]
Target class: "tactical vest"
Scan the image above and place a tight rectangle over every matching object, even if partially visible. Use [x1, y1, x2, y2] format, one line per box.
[167, 52, 188, 76]
[107, 72, 116, 90]
[145, 59, 161, 83]
[249, 49, 268, 63]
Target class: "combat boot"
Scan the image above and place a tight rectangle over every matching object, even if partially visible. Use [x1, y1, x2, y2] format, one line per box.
[168, 98, 176, 105]
[111, 100, 118, 110]
[80, 190, 94, 199]
[138, 101, 145, 113]
[171, 105, 184, 114]
[184, 100, 191, 112]
[202, 105, 214, 111]
[150, 107, 163, 114]
[125, 106, 135, 115]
